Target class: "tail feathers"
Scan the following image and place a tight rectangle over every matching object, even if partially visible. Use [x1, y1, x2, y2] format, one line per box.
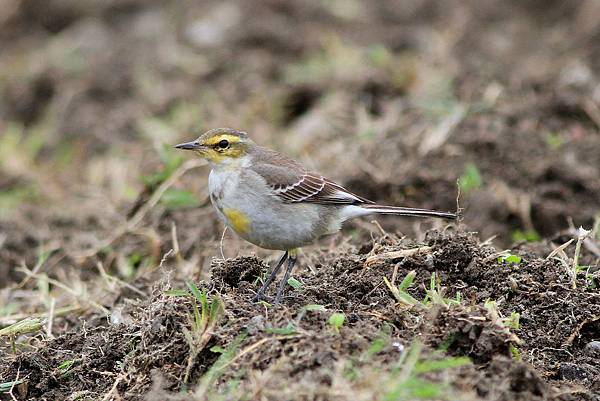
[360, 204, 457, 220]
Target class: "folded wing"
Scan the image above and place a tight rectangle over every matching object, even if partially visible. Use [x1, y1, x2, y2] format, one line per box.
[249, 154, 372, 205]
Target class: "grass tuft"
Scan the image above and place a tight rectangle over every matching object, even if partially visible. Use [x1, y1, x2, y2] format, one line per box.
[329, 313, 346, 333]
[458, 163, 482, 193]
[0, 317, 45, 353]
[383, 341, 470, 401]
[384, 270, 419, 306]
[497, 253, 522, 265]
[181, 282, 224, 384]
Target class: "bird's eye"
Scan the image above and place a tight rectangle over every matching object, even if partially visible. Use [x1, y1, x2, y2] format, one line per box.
[217, 139, 229, 149]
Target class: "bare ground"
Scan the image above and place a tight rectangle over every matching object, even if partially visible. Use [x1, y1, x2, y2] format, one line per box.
[1, 1, 599, 400]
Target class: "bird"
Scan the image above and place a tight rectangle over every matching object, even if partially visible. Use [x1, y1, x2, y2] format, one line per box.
[175, 128, 457, 304]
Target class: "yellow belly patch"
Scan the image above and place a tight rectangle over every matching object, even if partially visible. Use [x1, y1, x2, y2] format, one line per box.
[223, 208, 251, 234]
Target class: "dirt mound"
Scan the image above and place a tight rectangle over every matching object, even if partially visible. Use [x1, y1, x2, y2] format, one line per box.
[1, 1, 600, 400]
[2, 230, 598, 400]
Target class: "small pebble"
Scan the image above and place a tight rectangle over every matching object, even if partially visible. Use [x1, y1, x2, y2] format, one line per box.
[559, 363, 591, 382]
[246, 315, 265, 334]
[584, 341, 600, 358]
[425, 254, 435, 269]
[391, 341, 404, 353]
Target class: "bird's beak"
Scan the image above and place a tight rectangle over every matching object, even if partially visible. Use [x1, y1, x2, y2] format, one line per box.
[174, 140, 201, 150]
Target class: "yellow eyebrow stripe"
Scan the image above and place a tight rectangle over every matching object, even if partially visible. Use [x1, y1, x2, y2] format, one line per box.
[203, 134, 242, 146]
[223, 208, 250, 234]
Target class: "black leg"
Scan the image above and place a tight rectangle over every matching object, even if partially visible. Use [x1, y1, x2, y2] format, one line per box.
[253, 251, 288, 302]
[274, 251, 297, 305]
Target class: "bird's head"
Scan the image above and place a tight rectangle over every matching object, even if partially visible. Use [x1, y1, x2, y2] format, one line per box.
[175, 128, 253, 166]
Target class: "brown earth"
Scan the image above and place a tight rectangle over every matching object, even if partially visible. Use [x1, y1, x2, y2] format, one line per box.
[2, 231, 599, 400]
[1, 0, 599, 400]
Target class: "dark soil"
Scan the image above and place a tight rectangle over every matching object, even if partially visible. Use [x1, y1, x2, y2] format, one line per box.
[2, 231, 599, 400]
[1, 0, 599, 400]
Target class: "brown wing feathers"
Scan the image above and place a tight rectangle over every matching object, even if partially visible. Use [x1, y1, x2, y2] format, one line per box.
[274, 173, 324, 202]
[249, 148, 371, 205]
[273, 173, 371, 204]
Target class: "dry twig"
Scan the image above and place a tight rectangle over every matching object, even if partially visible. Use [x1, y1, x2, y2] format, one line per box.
[364, 246, 432, 267]
[71, 159, 206, 261]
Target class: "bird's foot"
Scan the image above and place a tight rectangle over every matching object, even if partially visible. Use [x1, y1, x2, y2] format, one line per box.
[252, 292, 273, 303]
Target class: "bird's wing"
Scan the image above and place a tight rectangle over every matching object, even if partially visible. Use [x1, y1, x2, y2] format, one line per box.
[248, 148, 372, 205]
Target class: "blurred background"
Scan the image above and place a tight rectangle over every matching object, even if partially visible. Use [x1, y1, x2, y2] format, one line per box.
[1, 0, 599, 287]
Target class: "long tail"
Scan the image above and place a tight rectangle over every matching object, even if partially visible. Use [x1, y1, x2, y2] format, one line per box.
[359, 204, 457, 220]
